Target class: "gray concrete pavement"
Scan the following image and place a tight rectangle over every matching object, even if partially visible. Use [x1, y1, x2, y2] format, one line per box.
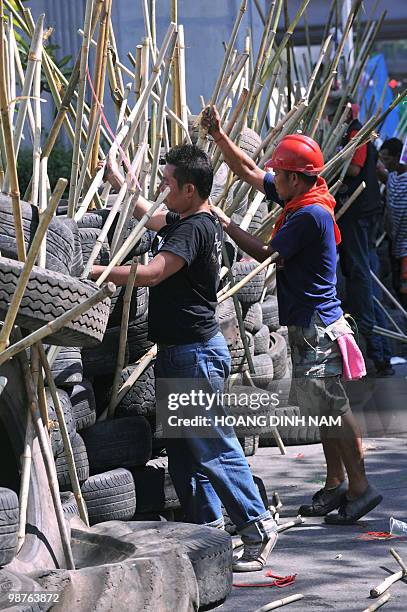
[219, 437, 407, 612]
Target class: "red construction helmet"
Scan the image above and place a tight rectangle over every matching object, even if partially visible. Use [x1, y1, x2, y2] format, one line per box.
[265, 134, 324, 176]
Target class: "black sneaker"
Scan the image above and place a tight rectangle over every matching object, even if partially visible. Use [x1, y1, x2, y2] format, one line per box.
[298, 481, 347, 517]
[325, 484, 383, 525]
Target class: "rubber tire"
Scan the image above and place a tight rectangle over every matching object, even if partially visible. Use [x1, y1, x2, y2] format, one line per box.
[232, 260, 265, 305]
[66, 380, 96, 431]
[259, 405, 321, 446]
[108, 285, 148, 328]
[261, 295, 280, 332]
[131, 457, 180, 513]
[0, 488, 19, 566]
[79, 227, 110, 267]
[238, 126, 262, 157]
[46, 388, 76, 457]
[227, 329, 246, 375]
[113, 364, 156, 422]
[253, 324, 270, 355]
[238, 435, 259, 457]
[60, 491, 79, 519]
[58, 217, 84, 277]
[77, 209, 154, 257]
[81, 416, 152, 475]
[268, 332, 288, 379]
[81, 468, 136, 526]
[251, 353, 274, 389]
[46, 345, 83, 386]
[0, 257, 111, 347]
[243, 302, 263, 334]
[0, 196, 74, 275]
[123, 522, 233, 609]
[55, 433, 89, 492]
[248, 200, 268, 235]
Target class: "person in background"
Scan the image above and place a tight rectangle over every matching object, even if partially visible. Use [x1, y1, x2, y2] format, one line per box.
[326, 92, 394, 376]
[201, 106, 382, 524]
[378, 138, 407, 309]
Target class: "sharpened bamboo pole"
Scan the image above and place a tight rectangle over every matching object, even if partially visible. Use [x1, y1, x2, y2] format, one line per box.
[3, 14, 43, 193]
[89, 0, 112, 174]
[38, 344, 89, 526]
[0, 283, 116, 367]
[335, 181, 366, 221]
[0, 178, 67, 352]
[0, 0, 25, 261]
[106, 259, 139, 419]
[30, 24, 43, 207]
[210, 0, 248, 107]
[17, 348, 75, 569]
[68, 0, 93, 217]
[17, 406, 33, 552]
[149, 32, 177, 198]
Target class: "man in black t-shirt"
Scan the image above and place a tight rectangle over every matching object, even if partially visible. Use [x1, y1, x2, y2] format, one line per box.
[92, 145, 278, 572]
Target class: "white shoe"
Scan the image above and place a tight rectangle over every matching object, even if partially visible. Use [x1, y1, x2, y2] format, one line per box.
[232, 530, 278, 572]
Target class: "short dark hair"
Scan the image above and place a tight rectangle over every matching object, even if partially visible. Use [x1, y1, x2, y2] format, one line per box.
[165, 144, 213, 199]
[284, 170, 317, 187]
[380, 138, 403, 158]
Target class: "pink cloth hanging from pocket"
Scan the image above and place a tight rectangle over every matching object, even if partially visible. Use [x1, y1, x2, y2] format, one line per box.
[336, 333, 366, 381]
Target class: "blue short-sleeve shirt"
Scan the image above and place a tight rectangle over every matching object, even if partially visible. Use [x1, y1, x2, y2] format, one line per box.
[264, 173, 342, 327]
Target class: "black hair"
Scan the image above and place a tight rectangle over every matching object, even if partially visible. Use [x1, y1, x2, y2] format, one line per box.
[380, 138, 403, 158]
[165, 144, 213, 199]
[283, 170, 317, 187]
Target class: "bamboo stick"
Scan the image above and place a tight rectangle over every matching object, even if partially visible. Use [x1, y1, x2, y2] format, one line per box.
[106, 259, 139, 419]
[17, 348, 75, 569]
[0, 283, 116, 367]
[98, 344, 157, 421]
[178, 25, 188, 140]
[148, 32, 177, 199]
[95, 187, 170, 285]
[277, 515, 305, 533]
[222, 245, 256, 376]
[362, 593, 391, 612]
[335, 182, 366, 221]
[218, 254, 279, 303]
[0, 178, 67, 352]
[283, 0, 292, 112]
[17, 408, 33, 551]
[3, 14, 43, 193]
[209, 0, 248, 107]
[30, 25, 43, 207]
[254, 594, 304, 612]
[370, 271, 407, 320]
[73, 109, 103, 212]
[370, 570, 404, 598]
[89, 0, 112, 174]
[373, 326, 407, 343]
[81, 146, 145, 278]
[38, 343, 89, 526]
[0, 0, 25, 261]
[373, 297, 405, 336]
[67, 0, 93, 217]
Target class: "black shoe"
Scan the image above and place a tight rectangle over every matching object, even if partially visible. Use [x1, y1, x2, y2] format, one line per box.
[375, 361, 395, 377]
[298, 481, 347, 517]
[325, 485, 383, 525]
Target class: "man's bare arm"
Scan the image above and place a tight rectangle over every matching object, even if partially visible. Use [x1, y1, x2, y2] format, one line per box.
[91, 251, 185, 287]
[211, 205, 272, 263]
[201, 106, 266, 193]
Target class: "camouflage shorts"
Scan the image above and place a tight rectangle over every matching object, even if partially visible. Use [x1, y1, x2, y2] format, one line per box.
[288, 312, 351, 378]
[288, 313, 352, 419]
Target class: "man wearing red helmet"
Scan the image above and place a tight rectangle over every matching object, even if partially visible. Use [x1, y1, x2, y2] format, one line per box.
[201, 107, 382, 524]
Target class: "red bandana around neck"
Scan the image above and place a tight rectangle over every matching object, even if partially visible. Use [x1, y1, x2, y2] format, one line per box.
[271, 176, 341, 245]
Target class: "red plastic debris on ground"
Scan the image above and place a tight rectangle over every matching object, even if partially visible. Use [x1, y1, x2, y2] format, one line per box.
[233, 571, 297, 588]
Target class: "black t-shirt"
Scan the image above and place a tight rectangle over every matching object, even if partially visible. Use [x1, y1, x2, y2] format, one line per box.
[148, 211, 223, 344]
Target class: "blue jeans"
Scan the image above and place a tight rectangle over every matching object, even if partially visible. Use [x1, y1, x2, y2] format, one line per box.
[338, 215, 389, 363]
[154, 331, 271, 532]
[369, 248, 392, 363]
